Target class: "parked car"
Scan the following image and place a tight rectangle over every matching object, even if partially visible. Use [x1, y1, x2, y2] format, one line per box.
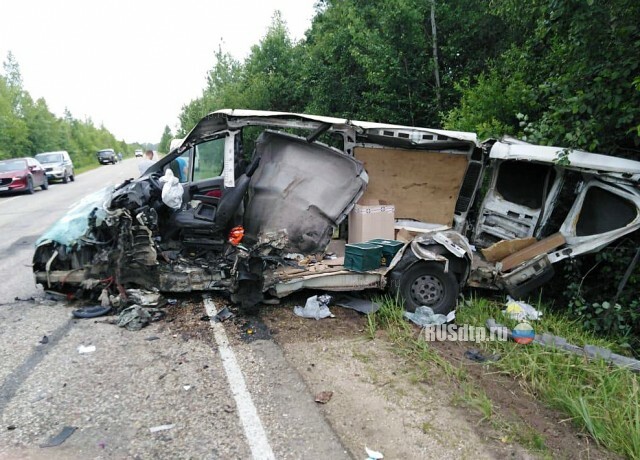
[0, 157, 48, 194]
[134, 149, 143, 158]
[97, 149, 118, 165]
[35, 151, 75, 183]
[32, 110, 640, 314]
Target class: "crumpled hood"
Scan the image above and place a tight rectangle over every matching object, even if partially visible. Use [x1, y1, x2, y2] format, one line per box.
[35, 186, 114, 248]
[243, 131, 368, 254]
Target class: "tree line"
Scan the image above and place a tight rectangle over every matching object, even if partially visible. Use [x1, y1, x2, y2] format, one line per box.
[176, 0, 640, 340]
[177, 0, 639, 158]
[0, 52, 140, 167]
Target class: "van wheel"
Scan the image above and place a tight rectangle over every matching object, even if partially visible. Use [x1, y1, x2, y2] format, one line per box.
[62, 172, 69, 184]
[397, 262, 458, 315]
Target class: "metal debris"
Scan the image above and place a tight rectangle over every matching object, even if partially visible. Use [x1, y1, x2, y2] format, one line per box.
[40, 426, 77, 447]
[314, 391, 333, 404]
[149, 424, 175, 433]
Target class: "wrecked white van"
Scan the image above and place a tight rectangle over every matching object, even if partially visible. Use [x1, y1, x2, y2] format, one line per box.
[32, 110, 640, 313]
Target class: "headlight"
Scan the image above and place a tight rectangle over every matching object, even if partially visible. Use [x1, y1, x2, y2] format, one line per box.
[12, 176, 24, 181]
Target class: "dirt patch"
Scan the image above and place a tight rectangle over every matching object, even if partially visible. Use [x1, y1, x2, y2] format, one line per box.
[159, 295, 219, 344]
[430, 339, 620, 459]
[262, 301, 619, 459]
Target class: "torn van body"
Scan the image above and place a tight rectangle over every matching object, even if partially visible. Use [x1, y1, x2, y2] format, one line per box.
[32, 110, 640, 313]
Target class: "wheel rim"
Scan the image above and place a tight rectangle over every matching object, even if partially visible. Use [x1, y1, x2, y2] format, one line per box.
[410, 274, 444, 306]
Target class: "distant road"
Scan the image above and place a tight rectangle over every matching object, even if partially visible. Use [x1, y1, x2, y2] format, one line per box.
[0, 158, 140, 304]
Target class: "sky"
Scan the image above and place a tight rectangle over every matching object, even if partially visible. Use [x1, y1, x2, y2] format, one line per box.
[0, 0, 318, 144]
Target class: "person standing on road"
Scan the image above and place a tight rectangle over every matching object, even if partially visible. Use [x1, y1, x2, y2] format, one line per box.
[138, 150, 156, 175]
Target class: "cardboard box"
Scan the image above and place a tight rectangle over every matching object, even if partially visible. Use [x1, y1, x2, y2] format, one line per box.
[348, 199, 395, 243]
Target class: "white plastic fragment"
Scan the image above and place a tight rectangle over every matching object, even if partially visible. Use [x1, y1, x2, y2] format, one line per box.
[403, 306, 453, 327]
[503, 296, 543, 321]
[293, 295, 334, 320]
[365, 446, 384, 459]
[149, 424, 175, 433]
[77, 345, 96, 354]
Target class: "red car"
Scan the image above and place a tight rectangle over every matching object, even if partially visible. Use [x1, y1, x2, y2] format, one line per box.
[0, 157, 49, 194]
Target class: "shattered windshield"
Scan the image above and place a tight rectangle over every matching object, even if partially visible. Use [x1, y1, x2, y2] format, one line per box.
[0, 160, 27, 172]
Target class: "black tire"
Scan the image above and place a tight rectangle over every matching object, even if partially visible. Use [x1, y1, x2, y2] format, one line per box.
[72, 305, 111, 318]
[62, 172, 69, 184]
[26, 177, 35, 194]
[70, 171, 75, 182]
[397, 262, 459, 314]
[41, 177, 48, 190]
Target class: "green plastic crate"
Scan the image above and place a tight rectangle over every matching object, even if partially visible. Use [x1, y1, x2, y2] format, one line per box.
[344, 242, 383, 272]
[367, 238, 404, 266]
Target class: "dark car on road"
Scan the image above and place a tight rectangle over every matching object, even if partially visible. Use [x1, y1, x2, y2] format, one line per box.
[97, 149, 118, 165]
[0, 158, 48, 194]
[35, 150, 75, 183]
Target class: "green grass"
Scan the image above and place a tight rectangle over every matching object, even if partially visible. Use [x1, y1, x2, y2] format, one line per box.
[457, 295, 640, 459]
[367, 294, 640, 458]
[368, 296, 552, 455]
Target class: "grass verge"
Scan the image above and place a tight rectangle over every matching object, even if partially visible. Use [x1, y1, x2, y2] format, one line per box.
[455, 295, 640, 458]
[367, 295, 551, 456]
[368, 294, 640, 458]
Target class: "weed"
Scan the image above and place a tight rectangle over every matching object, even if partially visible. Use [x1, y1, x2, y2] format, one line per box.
[456, 294, 640, 459]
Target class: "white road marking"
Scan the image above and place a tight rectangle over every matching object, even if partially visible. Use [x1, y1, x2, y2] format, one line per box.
[0, 196, 20, 207]
[203, 296, 275, 460]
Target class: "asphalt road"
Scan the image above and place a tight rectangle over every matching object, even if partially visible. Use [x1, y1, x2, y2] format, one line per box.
[0, 159, 349, 459]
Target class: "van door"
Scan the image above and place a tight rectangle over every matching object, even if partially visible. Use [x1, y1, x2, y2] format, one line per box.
[549, 179, 640, 262]
[473, 160, 563, 247]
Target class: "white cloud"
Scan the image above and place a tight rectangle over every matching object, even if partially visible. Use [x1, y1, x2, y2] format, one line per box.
[0, 0, 317, 143]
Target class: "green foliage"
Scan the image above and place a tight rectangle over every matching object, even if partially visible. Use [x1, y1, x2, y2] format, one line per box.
[558, 244, 640, 349]
[158, 125, 173, 154]
[446, 0, 640, 154]
[178, 0, 515, 132]
[0, 52, 138, 164]
[444, 67, 537, 139]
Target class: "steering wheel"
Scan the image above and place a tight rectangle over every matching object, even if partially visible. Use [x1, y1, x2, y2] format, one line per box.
[147, 171, 163, 192]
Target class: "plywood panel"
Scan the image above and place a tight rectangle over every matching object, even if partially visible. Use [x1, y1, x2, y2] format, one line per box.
[355, 147, 469, 225]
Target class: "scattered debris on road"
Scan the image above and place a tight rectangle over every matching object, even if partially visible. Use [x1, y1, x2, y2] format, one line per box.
[117, 305, 164, 331]
[334, 296, 380, 314]
[39, 335, 49, 344]
[365, 446, 384, 459]
[294, 294, 334, 320]
[214, 306, 234, 322]
[39, 426, 77, 447]
[149, 424, 175, 433]
[77, 345, 96, 354]
[126, 288, 163, 307]
[314, 391, 333, 404]
[403, 306, 455, 327]
[72, 305, 111, 319]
